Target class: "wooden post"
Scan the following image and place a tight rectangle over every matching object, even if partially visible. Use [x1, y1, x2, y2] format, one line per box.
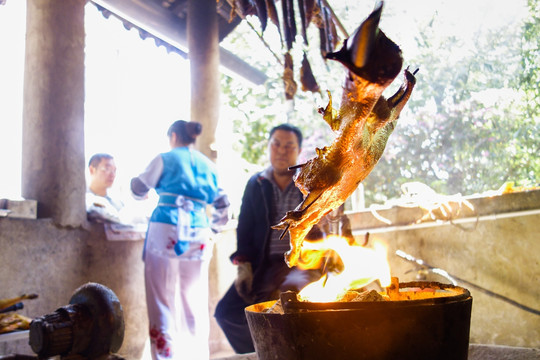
[187, 0, 220, 162]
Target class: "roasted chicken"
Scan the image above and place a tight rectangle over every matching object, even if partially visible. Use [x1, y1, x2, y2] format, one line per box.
[273, 2, 417, 267]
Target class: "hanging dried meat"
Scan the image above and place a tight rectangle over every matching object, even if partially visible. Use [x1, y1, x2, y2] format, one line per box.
[230, 0, 257, 20]
[254, 0, 268, 32]
[233, 0, 343, 101]
[318, 26, 328, 58]
[283, 52, 298, 100]
[328, 11, 339, 50]
[321, 4, 333, 54]
[298, 0, 309, 45]
[287, 0, 298, 43]
[311, 1, 329, 58]
[300, 52, 320, 93]
[281, 0, 298, 50]
[281, 0, 294, 50]
[304, 0, 316, 26]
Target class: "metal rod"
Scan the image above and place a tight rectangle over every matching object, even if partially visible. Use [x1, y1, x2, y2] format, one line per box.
[352, 208, 540, 235]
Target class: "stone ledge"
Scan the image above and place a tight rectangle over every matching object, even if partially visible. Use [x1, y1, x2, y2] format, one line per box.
[468, 344, 540, 360]
[0, 199, 37, 219]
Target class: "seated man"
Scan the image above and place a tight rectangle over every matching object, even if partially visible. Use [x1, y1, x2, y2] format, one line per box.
[86, 153, 148, 240]
[86, 153, 123, 223]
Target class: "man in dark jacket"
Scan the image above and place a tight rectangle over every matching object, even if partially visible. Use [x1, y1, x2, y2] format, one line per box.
[214, 124, 321, 354]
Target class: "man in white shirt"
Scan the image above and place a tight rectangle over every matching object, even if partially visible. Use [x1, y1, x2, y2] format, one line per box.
[86, 153, 123, 222]
[86, 153, 148, 240]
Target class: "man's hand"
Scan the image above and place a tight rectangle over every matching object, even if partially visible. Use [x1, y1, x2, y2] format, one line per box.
[234, 262, 254, 303]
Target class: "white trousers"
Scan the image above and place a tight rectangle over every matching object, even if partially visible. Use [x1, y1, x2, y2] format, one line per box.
[144, 223, 213, 360]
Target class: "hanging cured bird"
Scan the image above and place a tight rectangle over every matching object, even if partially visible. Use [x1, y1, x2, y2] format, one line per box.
[272, 1, 418, 267]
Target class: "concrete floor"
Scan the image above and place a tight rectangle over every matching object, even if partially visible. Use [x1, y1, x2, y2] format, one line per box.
[139, 338, 236, 360]
[211, 345, 540, 360]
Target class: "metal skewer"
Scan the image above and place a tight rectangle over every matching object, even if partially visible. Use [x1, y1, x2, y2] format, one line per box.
[396, 250, 540, 316]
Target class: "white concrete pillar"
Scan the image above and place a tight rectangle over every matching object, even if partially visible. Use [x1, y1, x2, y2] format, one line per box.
[22, 0, 86, 226]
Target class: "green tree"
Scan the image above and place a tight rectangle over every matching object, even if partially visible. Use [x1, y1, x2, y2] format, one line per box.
[363, 14, 537, 203]
[220, 1, 538, 206]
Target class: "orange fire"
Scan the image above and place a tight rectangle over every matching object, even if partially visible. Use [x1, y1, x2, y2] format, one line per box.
[296, 236, 391, 302]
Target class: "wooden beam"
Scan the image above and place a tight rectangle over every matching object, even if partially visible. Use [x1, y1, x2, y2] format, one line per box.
[91, 0, 267, 85]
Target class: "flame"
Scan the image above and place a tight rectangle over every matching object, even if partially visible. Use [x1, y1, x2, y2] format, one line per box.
[297, 235, 391, 302]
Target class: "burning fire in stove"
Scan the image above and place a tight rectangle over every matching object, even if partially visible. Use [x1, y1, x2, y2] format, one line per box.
[296, 236, 391, 302]
[244, 3, 473, 358]
[284, 233, 467, 308]
[246, 241, 473, 360]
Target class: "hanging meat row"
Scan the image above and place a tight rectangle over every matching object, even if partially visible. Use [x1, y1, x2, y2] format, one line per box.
[228, 0, 342, 98]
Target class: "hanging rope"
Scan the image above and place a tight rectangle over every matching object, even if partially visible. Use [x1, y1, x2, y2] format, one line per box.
[245, 19, 284, 66]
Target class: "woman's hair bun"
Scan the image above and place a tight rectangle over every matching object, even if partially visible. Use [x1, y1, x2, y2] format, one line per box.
[186, 122, 202, 137]
[168, 120, 202, 145]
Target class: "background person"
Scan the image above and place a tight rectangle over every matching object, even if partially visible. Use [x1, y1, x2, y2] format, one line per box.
[214, 124, 322, 354]
[131, 120, 229, 360]
[86, 153, 124, 222]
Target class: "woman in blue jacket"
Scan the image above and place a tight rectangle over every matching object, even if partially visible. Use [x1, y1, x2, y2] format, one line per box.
[131, 120, 229, 360]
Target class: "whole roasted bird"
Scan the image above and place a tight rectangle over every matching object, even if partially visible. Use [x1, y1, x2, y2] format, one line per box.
[273, 2, 417, 267]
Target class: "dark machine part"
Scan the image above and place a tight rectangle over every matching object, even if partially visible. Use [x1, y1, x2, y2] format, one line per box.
[246, 281, 472, 360]
[28, 283, 125, 360]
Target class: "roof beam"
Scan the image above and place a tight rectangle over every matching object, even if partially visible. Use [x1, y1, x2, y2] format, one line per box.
[91, 0, 267, 85]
